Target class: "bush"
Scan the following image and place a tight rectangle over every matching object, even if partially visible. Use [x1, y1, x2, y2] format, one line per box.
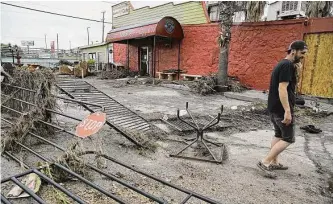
[192, 75, 217, 95]
[87, 59, 95, 65]
[57, 59, 73, 66]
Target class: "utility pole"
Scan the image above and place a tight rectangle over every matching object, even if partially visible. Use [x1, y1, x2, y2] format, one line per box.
[57, 33, 59, 58]
[44, 34, 47, 49]
[87, 27, 90, 45]
[69, 41, 71, 50]
[101, 11, 106, 42]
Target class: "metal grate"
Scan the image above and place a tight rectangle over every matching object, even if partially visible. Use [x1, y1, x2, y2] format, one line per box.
[55, 78, 151, 146]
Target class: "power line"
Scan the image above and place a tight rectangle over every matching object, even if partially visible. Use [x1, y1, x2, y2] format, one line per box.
[1, 2, 113, 24]
[21, 1, 105, 13]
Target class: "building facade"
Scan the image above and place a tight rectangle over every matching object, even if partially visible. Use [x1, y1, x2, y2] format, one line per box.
[78, 43, 112, 64]
[108, 1, 220, 78]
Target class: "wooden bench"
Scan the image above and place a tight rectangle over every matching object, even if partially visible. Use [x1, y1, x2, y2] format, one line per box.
[156, 72, 177, 81]
[181, 74, 202, 81]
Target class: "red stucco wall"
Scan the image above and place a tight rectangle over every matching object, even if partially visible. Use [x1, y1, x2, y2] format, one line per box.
[113, 23, 220, 76]
[228, 20, 303, 90]
[228, 17, 333, 90]
[180, 24, 220, 75]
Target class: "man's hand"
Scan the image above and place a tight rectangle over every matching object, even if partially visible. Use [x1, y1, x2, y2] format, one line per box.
[282, 110, 292, 126]
[294, 62, 303, 72]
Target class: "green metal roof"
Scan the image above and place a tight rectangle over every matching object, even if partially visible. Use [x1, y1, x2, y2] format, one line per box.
[113, 1, 209, 28]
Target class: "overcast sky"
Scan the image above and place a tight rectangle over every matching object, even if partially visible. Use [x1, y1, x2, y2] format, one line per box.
[1, 1, 181, 49]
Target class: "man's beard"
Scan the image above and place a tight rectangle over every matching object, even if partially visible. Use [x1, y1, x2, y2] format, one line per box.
[294, 57, 302, 63]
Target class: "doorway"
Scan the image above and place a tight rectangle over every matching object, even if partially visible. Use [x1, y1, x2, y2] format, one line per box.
[140, 47, 149, 76]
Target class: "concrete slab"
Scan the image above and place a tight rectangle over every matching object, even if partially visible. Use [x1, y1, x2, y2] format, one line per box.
[160, 84, 191, 91]
[224, 90, 268, 103]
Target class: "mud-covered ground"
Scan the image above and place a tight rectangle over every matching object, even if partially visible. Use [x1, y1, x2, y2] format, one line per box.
[1, 76, 332, 204]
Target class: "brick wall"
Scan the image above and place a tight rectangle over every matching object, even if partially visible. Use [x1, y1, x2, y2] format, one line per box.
[113, 23, 220, 76]
[113, 44, 138, 71]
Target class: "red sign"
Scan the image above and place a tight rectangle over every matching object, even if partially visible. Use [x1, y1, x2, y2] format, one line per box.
[75, 112, 106, 138]
[50, 41, 55, 53]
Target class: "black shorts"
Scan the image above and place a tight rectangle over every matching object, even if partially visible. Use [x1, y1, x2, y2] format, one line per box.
[270, 113, 295, 143]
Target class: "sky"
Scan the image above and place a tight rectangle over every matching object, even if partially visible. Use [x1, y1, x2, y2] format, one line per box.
[1, 1, 181, 50]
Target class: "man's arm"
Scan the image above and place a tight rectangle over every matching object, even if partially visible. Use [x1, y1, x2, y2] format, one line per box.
[279, 82, 292, 125]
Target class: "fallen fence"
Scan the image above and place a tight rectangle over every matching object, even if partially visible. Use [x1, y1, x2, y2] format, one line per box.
[1, 84, 222, 204]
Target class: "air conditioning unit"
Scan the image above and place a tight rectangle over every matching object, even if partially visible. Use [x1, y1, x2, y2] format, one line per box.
[279, 1, 307, 19]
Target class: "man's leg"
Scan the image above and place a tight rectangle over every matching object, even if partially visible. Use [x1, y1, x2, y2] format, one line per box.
[271, 137, 281, 164]
[262, 140, 291, 166]
[261, 113, 295, 168]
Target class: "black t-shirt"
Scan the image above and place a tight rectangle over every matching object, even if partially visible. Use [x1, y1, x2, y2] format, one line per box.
[267, 59, 297, 116]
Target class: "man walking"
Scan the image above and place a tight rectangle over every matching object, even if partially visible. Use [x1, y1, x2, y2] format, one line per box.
[258, 41, 308, 175]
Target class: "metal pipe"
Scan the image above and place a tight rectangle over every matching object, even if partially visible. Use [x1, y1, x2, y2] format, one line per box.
[170, 139, 197, 156]
[1, 83, 37, 93]
[177, 109, 197, 130]
[1, 169, 34, 183]
[202, 140, 218, 161]
[203, 114, 220, 130]
[1, 118, 67, 151]
[1, 194, 12, 204]
[4, 151, 30, 169]
[1, 84, 104, 109]
[11, 177, 46, 204]
[4, 151, 86, 203]
[14, 142, 127, 204]
[87, 165, 166, 204]
[37, 120, 76, 137]
[32, 169, 87, 204]
[153, 36, 156, 78]
[180, 194, 192, 204]
[178, 40, 181, 80]
[3, 117, 162, 204]
[95, 154, 221, 204]
[127, 40, 129, 69]
[186, 109, 199, 130]
[1, 105, 26, 115]
[1, 106, 77, 137]
[1, 95, 81, 121]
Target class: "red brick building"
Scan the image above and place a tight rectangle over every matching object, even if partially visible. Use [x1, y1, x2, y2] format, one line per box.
[106, 1, 220, 79]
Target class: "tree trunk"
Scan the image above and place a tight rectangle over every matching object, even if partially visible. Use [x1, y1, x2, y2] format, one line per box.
[217, 43, 229, 86]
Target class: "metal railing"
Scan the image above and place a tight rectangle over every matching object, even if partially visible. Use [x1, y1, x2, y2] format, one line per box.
[1, 83, 222, 204]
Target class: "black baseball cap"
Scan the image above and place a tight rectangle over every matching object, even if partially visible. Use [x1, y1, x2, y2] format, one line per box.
[287, 40, 308, 52]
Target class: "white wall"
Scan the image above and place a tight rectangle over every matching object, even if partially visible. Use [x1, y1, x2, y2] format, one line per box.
[266, 2, 282, 21]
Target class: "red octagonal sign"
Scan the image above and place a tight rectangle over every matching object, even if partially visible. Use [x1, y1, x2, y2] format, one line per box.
[76, 112, 106, 138]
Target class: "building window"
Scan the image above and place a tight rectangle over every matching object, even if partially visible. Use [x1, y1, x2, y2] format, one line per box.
[89, 53, 96, 60]
[282, 1, 299, 12]
[208, 5, 220, 22]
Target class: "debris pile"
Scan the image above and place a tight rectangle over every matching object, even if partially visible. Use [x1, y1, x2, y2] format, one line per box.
[227, 77, 248, 92]
[43, 142, 91, 182]
[191, 75, 217, 95]
[73, 62, 89, 78]
[1, 68, 56, 152]
[99, 67, 130, 79]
